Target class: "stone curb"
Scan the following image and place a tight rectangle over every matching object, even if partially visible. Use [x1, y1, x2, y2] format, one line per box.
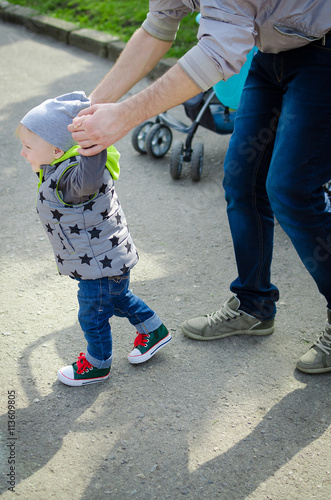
[0, 1, 177, 79]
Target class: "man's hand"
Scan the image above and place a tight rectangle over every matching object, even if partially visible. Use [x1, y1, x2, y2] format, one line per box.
[68, 64, 201, 156]
[68, 104, 116, 155]
[68, 103, 134, 156]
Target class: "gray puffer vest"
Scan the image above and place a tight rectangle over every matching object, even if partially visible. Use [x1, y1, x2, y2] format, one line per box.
[36, 158, 138, 280]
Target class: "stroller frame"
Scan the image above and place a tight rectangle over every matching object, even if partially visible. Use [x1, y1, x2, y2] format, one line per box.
[131, 87, 235, 181]
[158, 88, 217, 162]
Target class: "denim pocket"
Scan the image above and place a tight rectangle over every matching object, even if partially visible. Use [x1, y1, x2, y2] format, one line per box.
[310, 41, 331, 51]
[107, 272, 130, 296]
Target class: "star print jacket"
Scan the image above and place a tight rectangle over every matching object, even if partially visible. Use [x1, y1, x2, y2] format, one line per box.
[36, 146, 138, 280]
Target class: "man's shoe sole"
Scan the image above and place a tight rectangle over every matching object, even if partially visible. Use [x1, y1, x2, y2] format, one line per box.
[296, 365, 331, 374]
[181, 324, 274, 341]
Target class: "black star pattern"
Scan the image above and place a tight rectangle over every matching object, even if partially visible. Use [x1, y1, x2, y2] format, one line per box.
[56, 255, 64, 265]
[79, 253, 93, 265]
[120, 264, 129, 274]
[99, 183, 108, 194]
[49, 179, 57, 190]
[115, 213, 122, 225]
[83, 200, 95, 211]
[39, 191, 46, 204]
[109, 235, 119, 247]
[125, 241, 132, 253]
[100, 255, 113, 268]
[101, 209, 110, 220]
[51, 209, 63, 221]
[45, 223, 54, 235]
[69, 224, 82, 235]
[88, 227, 102, 239]
[71, 270, 82, 279]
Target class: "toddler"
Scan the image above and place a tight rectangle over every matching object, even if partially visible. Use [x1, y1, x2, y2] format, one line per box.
[18, 91, 171, 387]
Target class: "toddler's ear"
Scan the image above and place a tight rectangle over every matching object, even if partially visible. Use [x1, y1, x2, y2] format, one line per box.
[54, 147, 65, 159]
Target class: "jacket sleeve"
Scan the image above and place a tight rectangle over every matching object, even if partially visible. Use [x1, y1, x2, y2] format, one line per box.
[142, 0, 191, 41]
[58, 149, 108, 205]
[143, 0, 257, 90]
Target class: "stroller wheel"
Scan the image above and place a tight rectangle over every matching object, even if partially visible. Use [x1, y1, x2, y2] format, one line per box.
[190, 142, 204, 182]
[131, 121, 154, 154]
[145, 124, 173, 158]
[170, 140, 184, 180]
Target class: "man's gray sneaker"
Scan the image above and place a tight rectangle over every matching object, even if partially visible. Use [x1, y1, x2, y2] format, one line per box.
[296, 311, 331, 374]
[181, 295, 275, 340]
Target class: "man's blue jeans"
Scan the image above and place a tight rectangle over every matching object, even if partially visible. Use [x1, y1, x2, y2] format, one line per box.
[76, 273, 162, 368]
[223, 36, 331, 320]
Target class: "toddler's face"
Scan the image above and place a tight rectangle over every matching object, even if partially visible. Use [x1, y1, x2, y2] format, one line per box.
[19, 126, 60, 172]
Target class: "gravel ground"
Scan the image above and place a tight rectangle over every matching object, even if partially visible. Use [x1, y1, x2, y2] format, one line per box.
[0, 20, 330, 500]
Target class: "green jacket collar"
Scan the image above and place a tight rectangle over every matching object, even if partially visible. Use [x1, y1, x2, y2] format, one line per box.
[51, 145, 121, 180]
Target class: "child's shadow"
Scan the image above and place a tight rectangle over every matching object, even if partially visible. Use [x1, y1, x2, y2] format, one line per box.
[0, 326, 105, 493]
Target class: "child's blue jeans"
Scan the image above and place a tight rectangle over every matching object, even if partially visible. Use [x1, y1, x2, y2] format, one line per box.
[76, 273, 162, 368]
[223, 35, 331, 320]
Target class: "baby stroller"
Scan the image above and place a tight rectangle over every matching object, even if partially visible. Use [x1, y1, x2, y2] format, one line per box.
[131, 45, 257, 181]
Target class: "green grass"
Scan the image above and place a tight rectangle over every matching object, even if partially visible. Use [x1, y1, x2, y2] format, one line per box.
[9, 0, 199, 58]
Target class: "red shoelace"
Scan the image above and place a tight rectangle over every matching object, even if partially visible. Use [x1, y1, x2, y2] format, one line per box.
[76, 352, 93, 374]
[133, 333, 149, 347]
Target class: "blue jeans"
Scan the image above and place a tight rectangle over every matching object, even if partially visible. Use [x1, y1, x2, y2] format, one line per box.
[76, 273, 162, 368]
[223, 36, 331, 320]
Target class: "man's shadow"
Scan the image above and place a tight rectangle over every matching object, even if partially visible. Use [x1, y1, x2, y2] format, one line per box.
[78, 370, 331, 499]
[184, 372, 331, 498]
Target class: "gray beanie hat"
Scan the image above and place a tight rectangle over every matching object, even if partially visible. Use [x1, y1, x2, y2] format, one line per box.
[20, 91, 90, 152]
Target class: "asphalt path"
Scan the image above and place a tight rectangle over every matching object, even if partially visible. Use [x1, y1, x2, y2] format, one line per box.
[1, 19, 330, 500]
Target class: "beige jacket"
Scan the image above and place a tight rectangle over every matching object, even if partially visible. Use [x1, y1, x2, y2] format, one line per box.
[142, 0, 331, 89]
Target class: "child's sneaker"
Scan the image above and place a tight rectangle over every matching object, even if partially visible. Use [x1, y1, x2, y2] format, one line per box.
[128, 324, 172, 364]
[57, 352, 111, 386]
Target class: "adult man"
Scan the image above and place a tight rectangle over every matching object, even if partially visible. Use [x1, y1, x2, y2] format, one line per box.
[69, 1, 331, 373]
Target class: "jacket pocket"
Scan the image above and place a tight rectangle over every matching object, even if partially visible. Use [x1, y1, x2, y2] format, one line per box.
[274, 24, 321, 42]
[56, 223, 76, 255]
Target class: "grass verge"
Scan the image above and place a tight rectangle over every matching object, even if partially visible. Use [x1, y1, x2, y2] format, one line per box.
[8, 0, 199, 59]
